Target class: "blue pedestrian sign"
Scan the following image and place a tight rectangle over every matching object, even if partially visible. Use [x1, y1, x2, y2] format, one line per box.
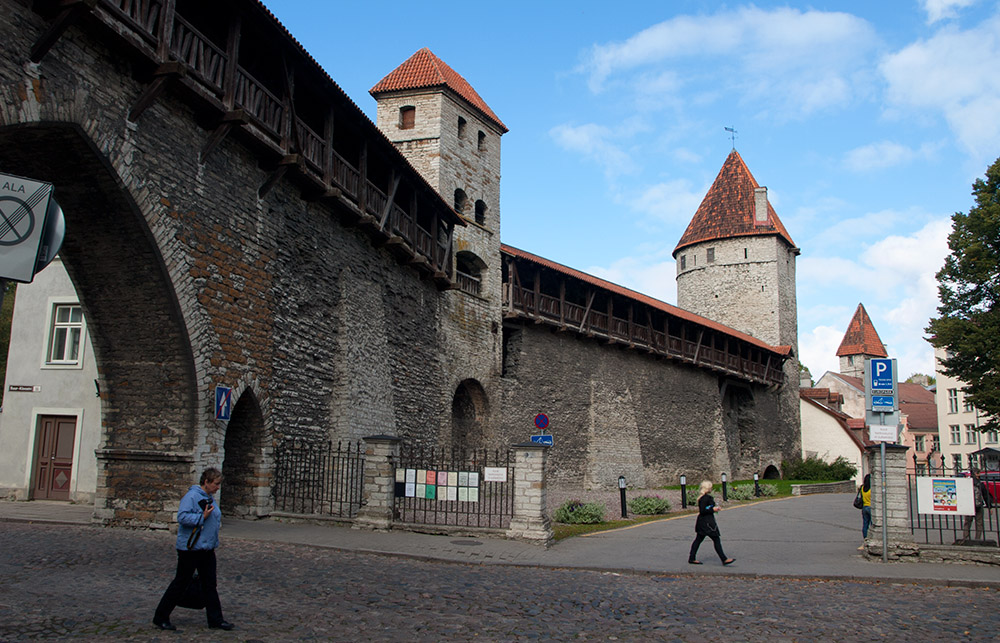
[215, 386, 232, 421]
[872, 395, 894, 410]
[530, 434, 554, 446]
[869, 358, 895, 391]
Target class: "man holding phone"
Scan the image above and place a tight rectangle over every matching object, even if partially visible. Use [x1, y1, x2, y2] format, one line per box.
[153, 467, 234, 631]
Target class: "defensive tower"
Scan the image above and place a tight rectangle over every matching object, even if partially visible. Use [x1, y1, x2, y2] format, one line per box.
[836, 303, 888, 378]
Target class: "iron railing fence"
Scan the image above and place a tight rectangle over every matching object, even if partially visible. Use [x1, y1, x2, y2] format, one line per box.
[394, 445, 514, 530]
[906, 454, 1000, 546]
[272, 439, 364, 518]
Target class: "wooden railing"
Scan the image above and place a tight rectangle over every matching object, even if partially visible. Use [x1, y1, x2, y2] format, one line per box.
[504, 284, 783, 385]
[89, 0, 454, 279]
[455, 270, 481, 296]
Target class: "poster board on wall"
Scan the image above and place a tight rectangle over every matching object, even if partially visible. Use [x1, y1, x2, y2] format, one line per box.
[915, 477, 974, 515]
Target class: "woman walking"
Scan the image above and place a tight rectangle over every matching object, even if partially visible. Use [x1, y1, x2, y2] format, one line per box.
[688, 480, 735, 566]
[153, 467, 234, 631]
[859, 473, 872, 549]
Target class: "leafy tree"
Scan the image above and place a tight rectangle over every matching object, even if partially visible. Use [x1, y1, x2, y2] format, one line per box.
[926, 156, 1000, 432]
[905, 373, 935, 386]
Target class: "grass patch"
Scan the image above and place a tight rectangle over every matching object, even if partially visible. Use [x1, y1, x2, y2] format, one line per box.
[553, 513, 688, 541]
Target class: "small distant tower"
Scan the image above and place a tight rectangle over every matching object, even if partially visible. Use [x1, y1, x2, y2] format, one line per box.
[836, 303, 888, 378]
[673, 149, 800, 351]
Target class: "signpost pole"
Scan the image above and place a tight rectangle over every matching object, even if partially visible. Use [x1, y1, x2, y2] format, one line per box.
[880, 412, 888, 564]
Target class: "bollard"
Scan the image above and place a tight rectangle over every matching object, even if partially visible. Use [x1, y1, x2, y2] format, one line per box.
[721, 472, 728, 502]
[680, 474, 687, 509]
[618, 475, 627, 518]
[753, 472, 760, 497]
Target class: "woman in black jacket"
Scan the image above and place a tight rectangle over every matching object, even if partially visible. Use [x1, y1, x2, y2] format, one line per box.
[688, 480, 735, 566]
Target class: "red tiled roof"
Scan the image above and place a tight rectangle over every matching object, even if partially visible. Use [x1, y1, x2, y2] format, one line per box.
[674, 149, 795, 254]
[501, 244, 792, 357]
[370, 48, 508, 133]
[837, 374, 938, 431]
[836, 303, 888, 357]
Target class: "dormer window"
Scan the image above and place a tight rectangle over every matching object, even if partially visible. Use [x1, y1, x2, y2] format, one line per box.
[477, 130, 486, 152]
[458, 117, 467, 139]
[399, 106, 415, 129]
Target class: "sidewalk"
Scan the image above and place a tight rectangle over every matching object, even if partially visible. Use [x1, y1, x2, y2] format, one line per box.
[2, 494, 997, 586]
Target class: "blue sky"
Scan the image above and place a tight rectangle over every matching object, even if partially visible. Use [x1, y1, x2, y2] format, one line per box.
[262, 0, 1000, 381]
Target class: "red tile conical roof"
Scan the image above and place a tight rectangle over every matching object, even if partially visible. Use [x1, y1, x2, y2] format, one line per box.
[370, 48, 507, 133]
[836, 303, 888, 358]
[674, 149, 795, 254]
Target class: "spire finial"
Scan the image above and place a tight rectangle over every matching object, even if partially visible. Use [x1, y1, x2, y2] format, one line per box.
[724, 126, 738, 149]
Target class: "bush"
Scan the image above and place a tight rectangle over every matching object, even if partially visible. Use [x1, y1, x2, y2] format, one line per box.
[728, 483, 778, 500]
[553, 500, 605, 524]
[781, 455, 857, 481]
[627, 495, 671, 515]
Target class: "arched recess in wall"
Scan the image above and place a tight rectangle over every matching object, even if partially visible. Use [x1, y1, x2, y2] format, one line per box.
[474, 199, 487, 225]
[454, 188, 468, 215]
[452, 379, 490, 452]
[221, 387, 267, 517]
[455, 251, 486, 296]
[0, 123, 198, 519]
[762, 464, 780, 479]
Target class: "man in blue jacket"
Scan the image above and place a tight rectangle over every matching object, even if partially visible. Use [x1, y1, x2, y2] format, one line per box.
[153, 467, 234, 631]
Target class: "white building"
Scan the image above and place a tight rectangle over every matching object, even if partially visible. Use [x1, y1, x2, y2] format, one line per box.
[0, 257, 100, 503]
[934, 346, 999, 472]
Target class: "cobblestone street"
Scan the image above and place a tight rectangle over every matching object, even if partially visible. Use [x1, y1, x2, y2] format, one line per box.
[2, 522, 999, 641]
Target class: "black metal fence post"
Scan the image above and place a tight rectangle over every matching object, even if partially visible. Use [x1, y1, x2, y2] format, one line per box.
[753, 472, 760, 497]
[721, 472, 728, 502]
[680, 475, 688, 509]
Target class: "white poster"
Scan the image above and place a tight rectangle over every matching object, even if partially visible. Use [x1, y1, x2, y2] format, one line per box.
[916, 476, 974, 515]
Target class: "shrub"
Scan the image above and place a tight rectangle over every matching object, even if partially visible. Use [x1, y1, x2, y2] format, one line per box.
[553, 500, 605, 524]
[686, 488, 702, 506]
[781, 455, 857, 481]
[728, 484, 755, 500]
[628, 495, 671, 515]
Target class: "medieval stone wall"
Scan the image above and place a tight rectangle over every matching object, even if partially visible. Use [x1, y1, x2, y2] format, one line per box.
[499, 324, 799, 488]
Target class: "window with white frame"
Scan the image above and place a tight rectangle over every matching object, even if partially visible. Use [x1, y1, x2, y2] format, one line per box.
[914, 435, 925, 452]
[950, 425, 961, 444]
[932, 435, 940, 452]
[916, 463, 927, 475]
[948, 388, 958, 413]
[966, 424, 978, 444]
[47, 304, 83, 365]
[963, 397, 975, 413]
[988, 430, 999, 444]
[952, 454, 963, 473]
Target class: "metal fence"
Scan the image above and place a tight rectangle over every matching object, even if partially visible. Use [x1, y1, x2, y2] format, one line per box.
[393, 445, 514, 529]
[272, 439, 364, 518]
[907, 460, 1000, 546]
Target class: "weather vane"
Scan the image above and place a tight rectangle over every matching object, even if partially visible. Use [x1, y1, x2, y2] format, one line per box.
[724, 126, 738, 149]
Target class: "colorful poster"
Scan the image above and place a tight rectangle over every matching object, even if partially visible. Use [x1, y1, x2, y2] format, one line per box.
[448, 471, 458, 486]
[424, 484, 436, 500]
[426, 470, 436, 485]
[932, 478, 958, 512]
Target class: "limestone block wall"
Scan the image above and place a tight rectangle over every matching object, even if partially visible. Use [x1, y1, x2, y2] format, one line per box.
[499, 324, 800, 488]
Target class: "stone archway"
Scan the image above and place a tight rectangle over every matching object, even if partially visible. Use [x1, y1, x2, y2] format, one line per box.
[221, 388, 269, 517]
[451, 379, 489, 452]
[0, 123, 199, 525]
[763, 464, 781, 480]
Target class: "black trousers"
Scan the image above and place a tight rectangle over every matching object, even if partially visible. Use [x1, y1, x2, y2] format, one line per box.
[154, 549, 225, 625]
[689, 531, 727, 562]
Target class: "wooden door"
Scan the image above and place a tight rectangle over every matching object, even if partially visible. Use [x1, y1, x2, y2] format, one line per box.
[33, 416, 77, 501]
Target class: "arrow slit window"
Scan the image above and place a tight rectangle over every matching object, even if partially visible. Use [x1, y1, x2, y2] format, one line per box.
[46, 303, 83, 366]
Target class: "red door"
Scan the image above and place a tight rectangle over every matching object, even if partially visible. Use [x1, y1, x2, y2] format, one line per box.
[33, 416, 77, 501]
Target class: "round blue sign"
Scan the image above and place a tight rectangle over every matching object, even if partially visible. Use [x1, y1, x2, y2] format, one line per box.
[534, 413, 549, 430]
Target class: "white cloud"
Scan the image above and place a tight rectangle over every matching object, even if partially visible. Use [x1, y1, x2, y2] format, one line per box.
[843, 141, 915, 171]
[549, 121, 646, 177]
[798, 324, 846, 379]
[922, 0, 979, 24]
[581, 6, 878, 117]
[880, 16, 1000, 162]
[585, 256, 677, 304]
[626, 179, 705, 226]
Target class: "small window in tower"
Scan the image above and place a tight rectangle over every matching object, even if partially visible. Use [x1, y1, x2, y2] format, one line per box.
[475, 200, 487, 225]
[477, 130, 486, 152]
[707, 248, 715, 263]
[454, 188, 468, 214]
[693, 255, 697, 266]
[399, 106, 415, 129]
[744, 248, 748, 259]
[458, 116, 467, 138]
[680, 255, 686, 270]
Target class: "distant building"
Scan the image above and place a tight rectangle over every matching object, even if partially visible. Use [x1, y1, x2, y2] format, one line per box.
[0, 257, 100, 502]
[933, 346, 998, 472]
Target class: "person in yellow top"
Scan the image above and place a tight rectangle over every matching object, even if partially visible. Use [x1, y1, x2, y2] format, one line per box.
[859, 474, 872, 549]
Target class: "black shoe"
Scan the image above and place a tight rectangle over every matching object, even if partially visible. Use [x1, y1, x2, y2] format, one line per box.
[723, 558, 735, 566]
[153, 620, 176, 631]
[209, 621, 234, 631]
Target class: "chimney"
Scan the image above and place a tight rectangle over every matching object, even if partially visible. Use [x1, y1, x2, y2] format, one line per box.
[754, 186, 768, 226]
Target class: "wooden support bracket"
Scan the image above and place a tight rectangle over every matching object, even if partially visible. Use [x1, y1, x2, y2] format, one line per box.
[29, 0, 96, 63]
[257, 154, 301, 198]
[128, 62, 186, 123]
[199, 110, 248, 164]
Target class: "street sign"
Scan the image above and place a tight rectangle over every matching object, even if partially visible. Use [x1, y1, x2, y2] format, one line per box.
[215, 385, 232, 420]
[0, 173, 63, 283]
[530, 434, 553, 446]
[869, 358, 895, 391]
[872, 395, 894, 411]
[534, 413, 549, 430]
[869, 424, 898, 442]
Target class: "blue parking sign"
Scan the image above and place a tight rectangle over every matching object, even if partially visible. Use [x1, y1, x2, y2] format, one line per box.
[869, 358, 894, 391]
[215, 386, 232, 420]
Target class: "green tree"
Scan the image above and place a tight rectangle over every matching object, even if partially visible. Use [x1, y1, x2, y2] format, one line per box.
[926, 156, 1000, 432]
